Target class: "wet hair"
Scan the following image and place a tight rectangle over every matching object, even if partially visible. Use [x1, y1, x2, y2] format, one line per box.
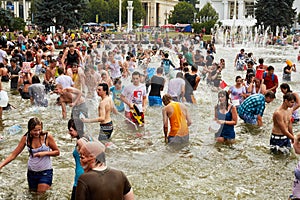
[191, 65, 198, 72]
[164, 52, 169, 58]
[218, 90, 230, 109]
[0, 63, 4, 68]
[68, 118, 84, 139]
[267, 65, 274, 71]
[176, 72, 184, 78]
[265, 91, 276, 99]
[25, 118, 46, 156]
[280, 83, 292, 93]
[258, 58, 264, 64]
[132, 71, 140, 77]
[283, 93, 296, 102]
[98, 83, 109, 95]
[162, 94, 172, 105]
[58, 67, 64, 75]
[32, 75, 41, 84]
[235, 75, 242, 82]
[113, 78, 122, 85]
[156, 67, 163, 74]
[246, 73, 255, 82]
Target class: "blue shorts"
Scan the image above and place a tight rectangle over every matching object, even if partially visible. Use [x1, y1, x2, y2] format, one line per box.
[270, 133, 291, 154]
[239, 113, 257, 125]
[148, 96, 162, 107]
[27, 169, 53, 190]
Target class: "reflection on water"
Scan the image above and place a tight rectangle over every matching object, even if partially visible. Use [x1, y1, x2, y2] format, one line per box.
[0, 44, 299, 199]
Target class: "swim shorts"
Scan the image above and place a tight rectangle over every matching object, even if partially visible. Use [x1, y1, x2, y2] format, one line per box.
[27, 169, 53, 191]
[98, 121, 113, 140]
[148, 96, 162, 107]
[270, 133, 291, 154]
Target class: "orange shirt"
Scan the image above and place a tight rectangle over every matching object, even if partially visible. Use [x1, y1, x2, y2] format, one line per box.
[168, 102, 188, 137]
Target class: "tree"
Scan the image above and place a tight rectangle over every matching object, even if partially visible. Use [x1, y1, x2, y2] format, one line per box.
[255, 0, 296, 33]
[108, 0, 119, 25]
[83, 0, 109, 23]
[169, 2, 196, 24]
[197, 2, 218, 20]
[11, 17, 26, 31]
[0, 8, 13, 29]
[121, 0, 145, 27]
[33, 0, 87, 31]
[194, 2, 218, 34]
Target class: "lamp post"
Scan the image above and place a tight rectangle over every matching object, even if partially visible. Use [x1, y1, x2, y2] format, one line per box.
[119, 0, 122, 32]
[127, 1, 133, 32]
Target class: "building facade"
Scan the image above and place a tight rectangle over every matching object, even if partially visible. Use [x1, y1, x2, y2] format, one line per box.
[141, 0, 178, 27]
[1, 0, 299, 28]
[0, 0, 31, 23]
[197, 0, 300, 22]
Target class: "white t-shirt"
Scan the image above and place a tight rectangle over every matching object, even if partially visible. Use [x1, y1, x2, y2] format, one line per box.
[56, 75, 74, 88]
[167, 78, 185, 98]
[0, 49, 7, 63]
[121, 83, 146, 112]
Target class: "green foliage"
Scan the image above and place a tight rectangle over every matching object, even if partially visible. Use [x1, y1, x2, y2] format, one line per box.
[169, 2, 196, 24]
[197, 2, 218, 20]
[0, 8, 13, 28]
[83, 0, 109, 23]
[108, 0, 119, 25]
[0, 8, 25, 31]
[11, 17, 26, 31]
[121, 0, 145, 26]
[193, 20, 215, 34]
[33, 0, 87, 31]
[255, 0, 296, 33]
[192, 3, 218, 34]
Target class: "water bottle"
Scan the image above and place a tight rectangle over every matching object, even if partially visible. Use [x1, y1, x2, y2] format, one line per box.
[8, 125, 22, 135]
[79, 112, 85, 119]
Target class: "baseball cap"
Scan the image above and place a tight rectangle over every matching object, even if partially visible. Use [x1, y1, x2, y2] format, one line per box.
[80, 140, 106, 162]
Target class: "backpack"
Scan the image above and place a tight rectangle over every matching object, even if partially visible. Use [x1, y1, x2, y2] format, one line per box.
[263, 72, 275, 81]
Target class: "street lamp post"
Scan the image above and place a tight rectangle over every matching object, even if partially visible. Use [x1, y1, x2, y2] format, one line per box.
[127, 1, 133, 32]
[119, 0, 122, 32]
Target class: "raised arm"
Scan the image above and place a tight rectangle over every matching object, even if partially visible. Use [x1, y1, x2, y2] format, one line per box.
[0, 136, 26, 170]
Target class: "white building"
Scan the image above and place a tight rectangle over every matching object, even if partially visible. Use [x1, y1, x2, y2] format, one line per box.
[198, 0, 300, 25]
[0, 0, 299, 27]
[0, 0, 31, 23]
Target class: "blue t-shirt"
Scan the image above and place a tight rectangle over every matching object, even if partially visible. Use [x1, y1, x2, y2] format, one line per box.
[110, 86, 125, 112]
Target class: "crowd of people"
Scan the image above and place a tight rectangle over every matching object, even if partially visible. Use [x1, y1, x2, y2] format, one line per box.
[0, 30, 299, 199]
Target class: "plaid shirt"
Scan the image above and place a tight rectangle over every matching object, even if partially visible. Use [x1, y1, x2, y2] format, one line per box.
[238, 94, 266, 117]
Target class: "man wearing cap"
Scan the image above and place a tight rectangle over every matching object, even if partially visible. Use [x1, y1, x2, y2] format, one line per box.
[76, 141, 134, 200]
[283, 60, 296, 82]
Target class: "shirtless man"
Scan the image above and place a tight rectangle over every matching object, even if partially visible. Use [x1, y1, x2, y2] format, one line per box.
[270, 93, 296, 154]
[54, 84, 88, 119]
[162, 94, 192, 144]
[82, 83, 117, 140]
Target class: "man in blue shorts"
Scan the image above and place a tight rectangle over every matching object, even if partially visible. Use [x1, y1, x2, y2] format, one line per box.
[238, 91, 275, 126]
[270, 93, 296, 154]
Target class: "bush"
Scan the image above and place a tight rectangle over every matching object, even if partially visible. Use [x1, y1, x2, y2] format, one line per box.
[193, 20, 216, 34]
